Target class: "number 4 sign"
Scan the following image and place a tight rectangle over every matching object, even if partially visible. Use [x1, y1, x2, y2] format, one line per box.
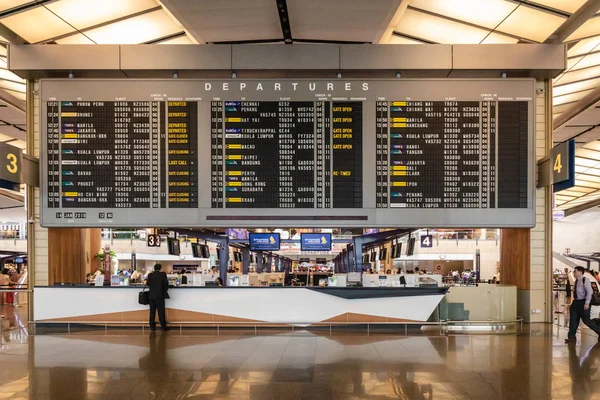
[420, 235, 433, 248]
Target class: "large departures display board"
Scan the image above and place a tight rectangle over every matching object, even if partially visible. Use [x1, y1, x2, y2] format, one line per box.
[40, 79, 535, 228]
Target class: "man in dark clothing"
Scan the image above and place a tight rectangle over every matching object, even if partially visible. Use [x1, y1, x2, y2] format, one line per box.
[565, 266, 600, 343]
[146, 263, 169, 332]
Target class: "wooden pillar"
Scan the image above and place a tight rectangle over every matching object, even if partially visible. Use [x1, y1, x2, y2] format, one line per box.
[48, 228, 86, 285]
[500, 228, 530, 289]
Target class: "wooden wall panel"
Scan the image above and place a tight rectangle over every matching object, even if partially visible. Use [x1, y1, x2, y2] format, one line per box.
[500, 229, 530, 290]
[48, 228, 86, 285]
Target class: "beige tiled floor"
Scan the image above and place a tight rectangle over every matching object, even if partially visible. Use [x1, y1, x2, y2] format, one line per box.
[0, 307, 599, 399]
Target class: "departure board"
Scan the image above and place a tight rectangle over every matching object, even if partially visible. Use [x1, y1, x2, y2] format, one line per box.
[40, 79, 535, 228]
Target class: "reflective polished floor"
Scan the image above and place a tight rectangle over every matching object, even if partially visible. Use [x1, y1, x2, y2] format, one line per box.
[0, 319, 599, 399]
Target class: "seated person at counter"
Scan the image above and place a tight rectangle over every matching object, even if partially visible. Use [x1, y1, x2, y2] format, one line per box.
[146, 263, 169, 332]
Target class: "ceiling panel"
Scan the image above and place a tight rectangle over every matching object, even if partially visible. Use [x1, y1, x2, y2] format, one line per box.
[409, 0, 514, 29]
[395, 9, 490, 44]
[575, 149, 600, 161]
[160, 0, 282, 43]
[554, 64, 600, 86]
[527, 0, 587, 13]
[582, 140, 600, 151]
[576, 157, 600, 167]
[288, 0, 402, 42]
[0, 0, 31, 12]
[553, 102, 577, 115]
[553, 89, 594, 106]
[157, 35, 194, 45]
[55, 34, 95, 45]
[568, 52, 600, 71]
[553, 125, 594, 142]
[566, 105, 600, 126]
[46, 0, 158, 31]
[56, 10, 181, 45]
[566, 16, 600, 42]
[388, 35, 425, 44]
[568, 35, 600, 57]
[496, 5, 566, 42]
[574, 179, 600, 189]
[481, 32, 519, 44]
[553, 77, 600, 97]
[0, 6, 75, 43]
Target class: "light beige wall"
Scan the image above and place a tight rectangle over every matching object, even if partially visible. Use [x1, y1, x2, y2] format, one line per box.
[33, 81, 49, 286]
[529, 80, 549, 323]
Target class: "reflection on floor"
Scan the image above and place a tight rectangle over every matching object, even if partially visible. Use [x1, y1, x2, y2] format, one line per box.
[0, 321, 598, 400]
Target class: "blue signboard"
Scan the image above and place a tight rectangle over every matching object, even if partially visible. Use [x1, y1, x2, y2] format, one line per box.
[420, 235, 433, 248]
[249, 233, 280, 251]
[301, 233, 332, 251]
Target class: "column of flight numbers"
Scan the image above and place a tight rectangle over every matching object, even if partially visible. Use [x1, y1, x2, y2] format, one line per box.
[489, 102, 497, 208]
[324, 102, 331, 208]
[376, 101, 389, 208]
[46, 102, 60, 208]
[278, 101, 315, 208]
[315, 101, 325, 208]
[150, 101, 160, 208]
[114, 101, 152, 208]
[481, 101, 489, 208]
[454, 102, 481, 208]
[211, 101, 224, 208]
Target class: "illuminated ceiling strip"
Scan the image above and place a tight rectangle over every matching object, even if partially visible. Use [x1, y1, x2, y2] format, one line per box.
[144, 31, 186, 44]
[406, 6, 532, 43]
[35, 5, 162, 44]
[0, 0, 52, 18]
[390, 31, 435, 44]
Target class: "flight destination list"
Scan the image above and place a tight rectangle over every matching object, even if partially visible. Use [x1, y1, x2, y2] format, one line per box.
[47, 101, 198, 209]
[212, 100, 363, 209]
[376, 100, 527, 209]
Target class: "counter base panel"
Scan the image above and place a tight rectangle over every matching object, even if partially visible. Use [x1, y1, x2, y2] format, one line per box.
[33, 287, 446, 325]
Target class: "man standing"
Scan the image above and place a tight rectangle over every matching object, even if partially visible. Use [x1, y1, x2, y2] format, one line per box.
[565, 266, 600, 343]
[147, 263, 169, 332]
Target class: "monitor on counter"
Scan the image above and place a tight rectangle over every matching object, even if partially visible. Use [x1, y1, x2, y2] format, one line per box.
[347, 272, 362, 282]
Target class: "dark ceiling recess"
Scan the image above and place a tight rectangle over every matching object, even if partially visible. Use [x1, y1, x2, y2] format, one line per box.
[276, 0, 293, 44]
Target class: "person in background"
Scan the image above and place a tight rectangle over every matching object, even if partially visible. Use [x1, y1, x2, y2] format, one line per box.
[146, 263, 169, 332]
[179, 269, 188, 285]
[216, 277, 224, 287]
[565, 266, 600, 344]
[386, 269, 391, 275]
[492, 277, 497, 284]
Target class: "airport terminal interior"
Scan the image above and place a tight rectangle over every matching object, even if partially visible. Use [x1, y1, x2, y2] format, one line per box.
[3, 0, 600, 398]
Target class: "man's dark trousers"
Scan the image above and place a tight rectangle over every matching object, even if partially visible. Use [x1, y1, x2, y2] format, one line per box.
[568, 299, 600, 338]
[149, 298, 167, 331]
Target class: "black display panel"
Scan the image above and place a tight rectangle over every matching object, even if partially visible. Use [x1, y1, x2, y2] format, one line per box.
[378, 100, 522, 209]
[40, 79, 535, 228]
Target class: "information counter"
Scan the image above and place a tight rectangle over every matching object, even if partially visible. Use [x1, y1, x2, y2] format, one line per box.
[33, 286, 448, 328]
